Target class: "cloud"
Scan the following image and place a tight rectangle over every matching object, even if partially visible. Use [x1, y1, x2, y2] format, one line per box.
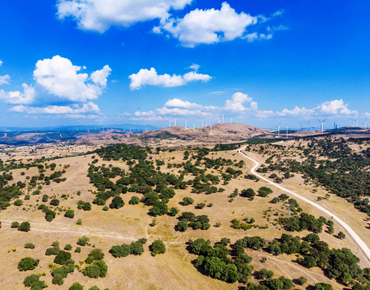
[224, 92, 252, 112]
[0, 83, 35, 104]
[0, 61, 3, 66]
[157, 2, 258, 47]
[165, 98, 201, 109]
[242, 32, 273, 42]
[9, 101, 100, 114]
[129, 67, 211, 90]
[90, 65, 112, 86]
[256, 110, 274, 118]
[188, 64, 200, 71]
[33, 55, 111, 102]
[268, 25, 289, 31]
[276, 106, 315, 116]
[57, 0, 193, 33]
[317, 99, 356, 115]
[0, 75, 10, 85]
[272, 9, 284, 17]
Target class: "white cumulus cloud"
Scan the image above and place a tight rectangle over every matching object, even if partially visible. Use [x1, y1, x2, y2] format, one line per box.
[10, 101, 100, 114]
[276, 106, 315, 116]
[57, 0, 193, 33]
[165, 98, 201, 109]
[33, 55, 111, 102]
[224, 92, 252, 112]
[157, 2, 258, 47]
[0, 75, 10, 85]
[317, 99, 356, 115]
[0, 83, 35, 104]
[129, 67, 211, 90]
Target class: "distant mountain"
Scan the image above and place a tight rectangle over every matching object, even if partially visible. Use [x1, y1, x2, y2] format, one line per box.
[0, 123, 161, 133]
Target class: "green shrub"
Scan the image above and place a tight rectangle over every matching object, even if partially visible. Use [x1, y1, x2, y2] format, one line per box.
[50, 199, 60, 206]
[69, 282, 84, 290]
[11, 221, 19, 228]
[75, 247, 81, 253]
[18, 221, 31, 232]
[25, 195, 30, 200]
[170, 207, 178, 216]
[25, 243, 35, 249]
[64, 244, 72, 251]
[85, 255, 94, 264]
[77, 236, 90, 246]
[129, 196, 140, 205]
[64, 210, 74, 218]
[52, 274, 64, 285]
[183, 197, 194, 205]
[18, 257, 39, 271]
[82, 202, 91, 211]
[54, 251, 72, 265]
[109, 197, 124, 209]
[14, 199, 23, 206]
[151, 240, 166, 255]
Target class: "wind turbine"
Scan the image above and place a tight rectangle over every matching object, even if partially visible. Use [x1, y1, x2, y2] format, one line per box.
[275, 123, 281, 137]
[363, 119, 368, 131]
[318, 118, 327, 134]
[356, 117, 359, 127]
[231, 117, 233, 123]
[217, 117, 220, 123]
[202, 121, 204, 127]
[222, 114, 224, 123]
[174, 119, 176, 126]
[300, 123, 307, 137]
[169, 120, 171, 127]
[285, 123, 289, 139]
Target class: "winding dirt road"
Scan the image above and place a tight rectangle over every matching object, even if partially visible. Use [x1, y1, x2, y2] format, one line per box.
[237, 146, 370, 263]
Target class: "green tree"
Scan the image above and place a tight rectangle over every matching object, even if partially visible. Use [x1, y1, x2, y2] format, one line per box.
[109, 196, 124, 209]
[149, 201, 168, 216]
[315, 283, 333, 290]
[241, 188, 255, 199]
[82, 202, 92, 211]
[77, 236, 90, 246]
[54, 251, 72, 265]
[52, 274, 64, 285]
[129, 196, 140, 205]
[338, 231, 346, 239]
[64, 210, 74, 218]
[177, 220, 188, 232]
[50, 199, 60, 206]
[18, 221, 31, 232]
[183, 197, 194, 205]
[89, 249, 104, 260]
[24, 243, 35, 249]
[151, 240, 166, 255]
[18, 257, 39, 271]
[170, 207, 178, 216]
[296, 276, 307, 285]
[69, 282, 84, 290]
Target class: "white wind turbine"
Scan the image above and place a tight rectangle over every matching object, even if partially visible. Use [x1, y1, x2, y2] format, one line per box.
[363, 119, 368, 131]
[285, 123, 289, 139]
[217, 117, 220, 123]
[275, 123, 281, 137]
[300, 123, 307, 137]
[318, 118, 327, 134]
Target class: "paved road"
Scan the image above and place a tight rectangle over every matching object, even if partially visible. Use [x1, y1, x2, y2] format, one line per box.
[237, 146, 370, 263]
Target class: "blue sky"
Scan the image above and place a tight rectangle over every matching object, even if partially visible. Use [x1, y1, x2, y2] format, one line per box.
[0, 0, 369, 129]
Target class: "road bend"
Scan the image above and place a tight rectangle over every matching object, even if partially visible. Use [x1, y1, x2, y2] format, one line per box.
[237, 146, 370, 263]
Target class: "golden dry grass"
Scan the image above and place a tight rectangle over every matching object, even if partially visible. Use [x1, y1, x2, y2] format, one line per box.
[0, 143, 367, 289]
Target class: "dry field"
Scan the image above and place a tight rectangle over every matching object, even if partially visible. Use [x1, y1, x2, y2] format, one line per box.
[0, 141, 368, 289]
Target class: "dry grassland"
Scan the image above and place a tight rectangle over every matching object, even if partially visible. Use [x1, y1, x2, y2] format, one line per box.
[0, 143, 367, 289]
